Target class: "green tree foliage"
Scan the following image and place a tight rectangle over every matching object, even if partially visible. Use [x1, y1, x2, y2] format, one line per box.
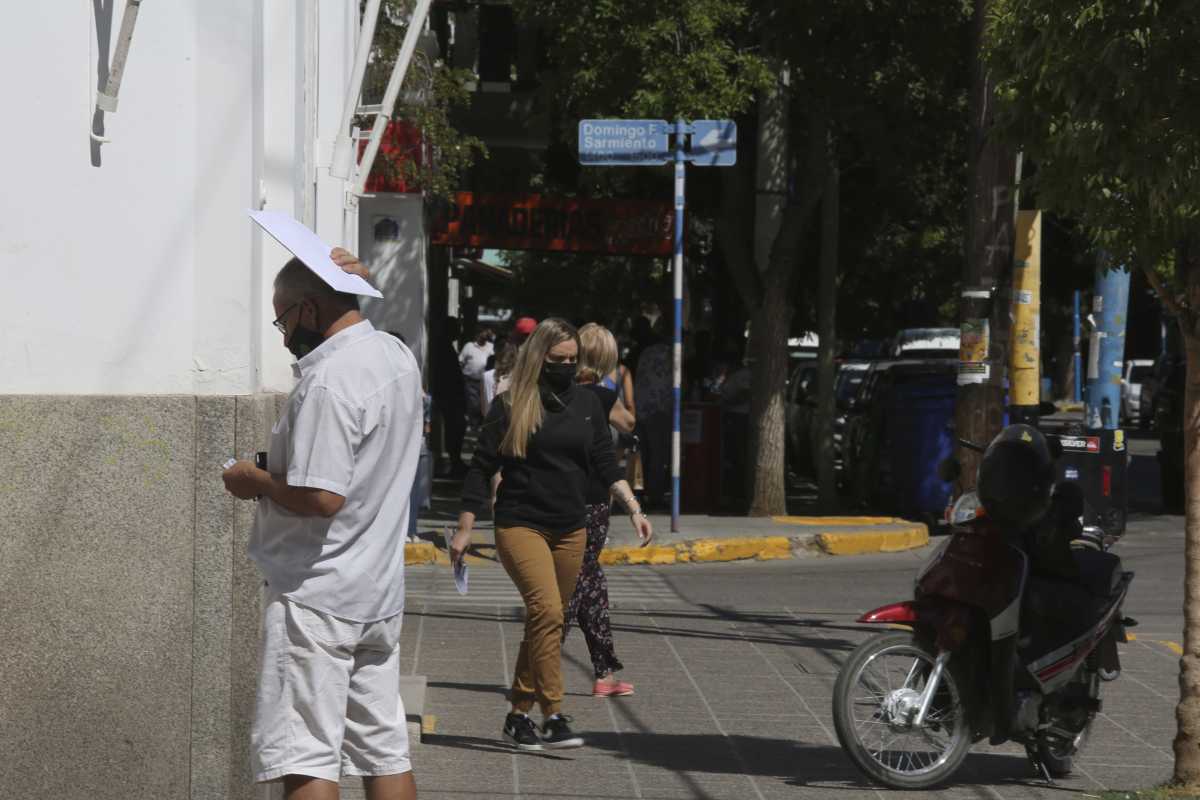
[520, 0, 771, 120]
[987, 0, 1200, 273]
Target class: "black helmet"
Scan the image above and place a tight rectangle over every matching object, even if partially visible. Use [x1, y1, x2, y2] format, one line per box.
[977, 424, 1054, 528]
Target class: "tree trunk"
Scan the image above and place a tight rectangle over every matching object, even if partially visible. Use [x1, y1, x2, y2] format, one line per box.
[716, 101, 826, 518]
[816, 153, 840, 513]
[1176, 329, 1200, 785]
[747, 287, 793, 515]
[1173, 240, 1200, 786]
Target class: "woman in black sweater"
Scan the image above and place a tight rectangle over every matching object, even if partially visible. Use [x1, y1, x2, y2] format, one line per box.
[451, 318, 653, 750]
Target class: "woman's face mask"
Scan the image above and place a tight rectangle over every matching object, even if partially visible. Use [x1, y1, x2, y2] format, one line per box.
[539, 361, 577, 393]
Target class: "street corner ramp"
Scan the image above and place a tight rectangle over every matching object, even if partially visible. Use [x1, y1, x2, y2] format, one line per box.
[772, 515, 930, 555]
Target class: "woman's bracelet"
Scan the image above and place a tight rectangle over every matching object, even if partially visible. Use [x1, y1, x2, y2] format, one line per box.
[620, 495, 644, 517]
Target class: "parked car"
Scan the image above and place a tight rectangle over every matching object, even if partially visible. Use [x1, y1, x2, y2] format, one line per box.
[1150, 351, 1186, 512]
[1121, 359, 1154, 427]
[842, 358, 957, 516]
[890, 327, 960, 359]
[831, 362, 871, 479]
[785, 360, 870, 478]
[785, 360, 819, 475]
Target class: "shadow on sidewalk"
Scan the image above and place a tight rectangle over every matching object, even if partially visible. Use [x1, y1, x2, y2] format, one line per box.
[427, 680, 509, 698]
[405, 605, 858, 652]
[586, 732, 1066, 792]
[585, 732, 868, 787]
[421, 732, 573, 760]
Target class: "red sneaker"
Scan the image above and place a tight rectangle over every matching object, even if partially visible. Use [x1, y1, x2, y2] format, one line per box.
[593, 678, 635, 697]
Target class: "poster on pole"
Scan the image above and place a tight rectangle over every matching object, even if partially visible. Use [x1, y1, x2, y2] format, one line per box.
[958, 318, 990, 385]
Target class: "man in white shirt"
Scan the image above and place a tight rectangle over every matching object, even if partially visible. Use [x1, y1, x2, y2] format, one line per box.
[458, 328, 494, 427]
[222, 250, 421, 800]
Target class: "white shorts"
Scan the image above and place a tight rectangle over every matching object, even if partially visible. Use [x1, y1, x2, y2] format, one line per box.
[251, 588, 411, 783]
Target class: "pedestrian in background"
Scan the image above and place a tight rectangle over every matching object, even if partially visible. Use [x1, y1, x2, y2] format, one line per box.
[481, 340, 518, 419]
[451, 318, 652, 751]
[635, 318, 672, 510]
[566, 323, 638, 698]
[223, 249, 421, 800]
[433, 316, 467, 476]
[460, 327, 494, 428]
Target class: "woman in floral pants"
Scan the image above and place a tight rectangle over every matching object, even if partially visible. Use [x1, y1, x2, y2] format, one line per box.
[565, 324, 638, 697]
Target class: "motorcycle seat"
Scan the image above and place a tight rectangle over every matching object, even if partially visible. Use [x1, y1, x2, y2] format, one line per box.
[1071, 548, 1123, 598]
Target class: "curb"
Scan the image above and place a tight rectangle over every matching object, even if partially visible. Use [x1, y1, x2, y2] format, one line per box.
[402, 521, 929, 566]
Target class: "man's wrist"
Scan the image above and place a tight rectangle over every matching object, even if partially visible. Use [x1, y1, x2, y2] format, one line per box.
[255, 468, 276, 499]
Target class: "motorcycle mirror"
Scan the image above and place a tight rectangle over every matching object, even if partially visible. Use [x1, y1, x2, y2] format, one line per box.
[937, 457, 961, 483]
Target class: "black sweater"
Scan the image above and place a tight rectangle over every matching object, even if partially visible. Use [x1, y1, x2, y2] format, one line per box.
[462, 384, 623, 534]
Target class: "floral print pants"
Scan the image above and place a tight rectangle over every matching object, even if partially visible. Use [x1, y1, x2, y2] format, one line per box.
[562, 503, 624, 678]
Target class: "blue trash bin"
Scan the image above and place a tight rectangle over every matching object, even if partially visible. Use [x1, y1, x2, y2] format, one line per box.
[881, 372, 957, 520]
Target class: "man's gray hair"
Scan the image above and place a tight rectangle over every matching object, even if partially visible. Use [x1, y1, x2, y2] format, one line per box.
[274, 257, 360, 311]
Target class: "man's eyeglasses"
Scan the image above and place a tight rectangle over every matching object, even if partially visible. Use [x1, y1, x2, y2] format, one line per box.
[273, 303, 299, 334]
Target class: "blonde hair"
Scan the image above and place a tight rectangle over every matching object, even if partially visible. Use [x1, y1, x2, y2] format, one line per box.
[577, 323, 618, 384]
[501, 318, 579, 459]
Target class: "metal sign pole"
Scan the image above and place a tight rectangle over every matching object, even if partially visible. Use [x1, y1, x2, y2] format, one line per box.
[576, 116, 734, 535]
[671, 118, 686, 533]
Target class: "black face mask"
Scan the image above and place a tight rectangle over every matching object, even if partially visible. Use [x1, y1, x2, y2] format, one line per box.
[285, 304, 325, 359]
[286, 324, 325, 359]
[539, 361, 576, 394]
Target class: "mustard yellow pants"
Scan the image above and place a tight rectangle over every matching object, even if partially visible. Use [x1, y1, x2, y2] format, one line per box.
[495, 525, 586, 716]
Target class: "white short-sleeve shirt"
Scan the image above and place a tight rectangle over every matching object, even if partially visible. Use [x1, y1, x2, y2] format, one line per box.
[249, 320, 422, 622]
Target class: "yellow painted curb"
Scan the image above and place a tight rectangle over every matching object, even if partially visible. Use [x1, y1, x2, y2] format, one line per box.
[599, 536, 795, 566]
[817, 524, 929, 555]
[405, 542, 438, 565]
[773, 515, 904, 526]
[600, 545, 680, 566]
[687, 536, 793, 562]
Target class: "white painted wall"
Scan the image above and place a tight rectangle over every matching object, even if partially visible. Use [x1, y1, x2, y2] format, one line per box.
[0, 2, 421, 396]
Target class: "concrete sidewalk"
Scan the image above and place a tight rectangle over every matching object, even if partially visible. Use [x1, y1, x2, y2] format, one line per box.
[345, 533, 1184, 800]
[402, 479, 929, 567]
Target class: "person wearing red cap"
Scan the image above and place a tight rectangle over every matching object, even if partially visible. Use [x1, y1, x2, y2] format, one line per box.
[512, 316, 538, 342]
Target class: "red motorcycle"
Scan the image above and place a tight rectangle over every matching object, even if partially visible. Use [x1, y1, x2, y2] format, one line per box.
[832, 425, 1134, 789]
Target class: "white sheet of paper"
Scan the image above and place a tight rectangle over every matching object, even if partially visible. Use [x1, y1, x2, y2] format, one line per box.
[453, 558, 469, 595]
[247, 209, 383, 298]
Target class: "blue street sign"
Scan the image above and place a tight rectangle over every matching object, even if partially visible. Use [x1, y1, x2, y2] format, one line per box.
[687, 120, 737, 166]
[578, 119, 670, 165]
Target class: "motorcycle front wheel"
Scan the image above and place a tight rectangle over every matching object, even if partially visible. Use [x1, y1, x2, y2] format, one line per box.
[833, 631, 973, 789]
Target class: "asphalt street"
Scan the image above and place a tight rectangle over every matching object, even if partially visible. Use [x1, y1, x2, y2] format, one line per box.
[360, 512, 1188, 800]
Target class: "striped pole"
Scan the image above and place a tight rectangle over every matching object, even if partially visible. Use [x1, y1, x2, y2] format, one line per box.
[671, 118, 686, 533]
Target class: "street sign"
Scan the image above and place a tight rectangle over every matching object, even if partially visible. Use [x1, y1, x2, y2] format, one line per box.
[577, 117, 737, 534]
[687, 120, 737, 166]
[578, 119, 670, 165]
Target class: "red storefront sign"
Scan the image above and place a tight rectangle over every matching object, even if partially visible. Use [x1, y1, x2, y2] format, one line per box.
[431, 192, 673, 256]
[359, 120, 424, 194]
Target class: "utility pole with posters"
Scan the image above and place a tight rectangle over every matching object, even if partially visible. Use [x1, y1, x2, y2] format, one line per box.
[955, 0, 1018, 491]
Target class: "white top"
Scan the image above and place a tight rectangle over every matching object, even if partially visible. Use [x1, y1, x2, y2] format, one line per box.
[249, 320, 423, 622]
[459, 340, 493, 380]
[481, 369, 497, 414]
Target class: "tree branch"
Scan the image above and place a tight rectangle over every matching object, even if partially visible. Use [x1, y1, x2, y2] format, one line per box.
[1143, 262, 1185, 318]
